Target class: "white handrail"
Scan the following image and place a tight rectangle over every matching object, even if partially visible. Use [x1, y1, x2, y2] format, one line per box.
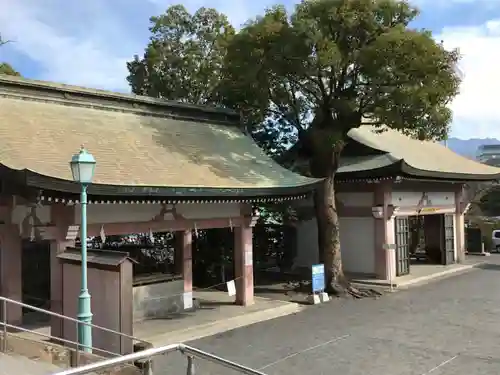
[0, 294, 148, 345]
[51, 343, 268, 375]
[0, 295, 151, 366]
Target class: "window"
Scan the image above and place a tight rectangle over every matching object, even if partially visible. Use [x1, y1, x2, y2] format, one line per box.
[493, 231, 500, 239]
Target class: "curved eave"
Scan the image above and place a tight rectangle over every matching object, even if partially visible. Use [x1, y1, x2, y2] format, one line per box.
[336, 156, 500, 182]
[21, 170, 322, 202]
[336, 160, 403, 180]
[400, 162, 500, 182]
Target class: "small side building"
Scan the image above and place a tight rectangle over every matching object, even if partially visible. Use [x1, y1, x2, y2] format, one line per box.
[293, 126, 500, 280]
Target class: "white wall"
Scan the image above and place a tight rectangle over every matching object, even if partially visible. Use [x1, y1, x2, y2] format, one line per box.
[294, 218, 319, 268]
[73, 202, 241, 224]
[391, 191, 455, 206]
[11, 204, 51, 225]
[10, 202, 241, 236]
[339, 217, 375, 275]
[337, 192, 374, 207]
[294, 217, 376, 275]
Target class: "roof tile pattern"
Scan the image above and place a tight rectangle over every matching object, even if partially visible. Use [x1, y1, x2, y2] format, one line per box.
[347, 126, 500, 177]
[0, 78, 317, 189]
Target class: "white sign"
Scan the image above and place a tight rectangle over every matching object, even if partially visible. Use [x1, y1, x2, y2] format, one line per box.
[386, 248, 396, 291]
[226, 280, 236, 296]
[183, 292, 193, 309]
[244, 252, 253, 266]
[100, 225, 106, 243]
[66, 225, 79, 240]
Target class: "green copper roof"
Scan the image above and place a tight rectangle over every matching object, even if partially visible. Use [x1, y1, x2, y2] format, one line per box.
[339, 126, 500, 181]
[0, 75, 320, 196]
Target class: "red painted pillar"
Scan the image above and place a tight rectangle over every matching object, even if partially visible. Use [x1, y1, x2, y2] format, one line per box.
[0, 224, 22, 325]
[455, 187, 466, 262]
[373, 181, 394, 280]
[234, 225, 254, 306]
[182, 230, 193, 307]
[50, 204, 75, 338]
[174, 232, 184, 275]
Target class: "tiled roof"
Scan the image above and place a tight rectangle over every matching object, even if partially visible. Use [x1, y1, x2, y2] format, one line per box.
[341, 126, 500, 180]
[0, 76, 320, 193]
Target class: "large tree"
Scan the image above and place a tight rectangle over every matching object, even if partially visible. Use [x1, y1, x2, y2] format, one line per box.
[0, 63, 20, 76]
[221, 0, 460, 295]
[126, 5, 234, 104]
[0, 34, 20, 76]
[126, 5, 293, 157]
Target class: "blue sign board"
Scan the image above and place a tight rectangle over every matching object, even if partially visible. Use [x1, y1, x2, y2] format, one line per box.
[311, 264, 325, 293]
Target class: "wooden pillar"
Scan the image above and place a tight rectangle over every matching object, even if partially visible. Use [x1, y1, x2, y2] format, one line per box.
[373, 181, 392, 280]
[455, 187, 466, 263]
[49, 204, 75, 338]
[181, 230, 193, 307]
[234, 225, 254, 306]
[0, 224, 22, 325]
[174, 232, 184, 275]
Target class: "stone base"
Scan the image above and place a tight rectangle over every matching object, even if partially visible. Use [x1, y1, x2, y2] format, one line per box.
[467, 251, 491, 257]
[319, 292, 330, 302]
[307, 294, 321, 305]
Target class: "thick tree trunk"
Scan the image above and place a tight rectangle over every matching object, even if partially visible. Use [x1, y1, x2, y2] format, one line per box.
[311, 153, 380, 298]
[314, 174, 348, 291]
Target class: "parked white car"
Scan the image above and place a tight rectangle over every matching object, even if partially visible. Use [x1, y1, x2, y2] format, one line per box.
[492, 230, 500, 252]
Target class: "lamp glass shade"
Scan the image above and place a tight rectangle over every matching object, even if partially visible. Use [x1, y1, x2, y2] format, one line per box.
[371, 206, 384, 219]
[70, 148, 96, 184]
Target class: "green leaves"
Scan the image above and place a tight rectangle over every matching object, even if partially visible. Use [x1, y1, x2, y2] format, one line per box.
[0, 34, 20, 76]
[223, 0, 460, 146]
[128, 0, 461, 159]
[0, 63, 20, 76]
[126, 5, 234, 105]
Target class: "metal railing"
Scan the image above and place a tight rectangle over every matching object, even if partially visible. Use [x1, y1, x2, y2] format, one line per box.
[51, 343, 268, 375]
[0, 295, 151, 365]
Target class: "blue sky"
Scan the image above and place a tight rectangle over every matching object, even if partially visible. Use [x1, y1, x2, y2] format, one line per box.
[0, 0, 499, 140]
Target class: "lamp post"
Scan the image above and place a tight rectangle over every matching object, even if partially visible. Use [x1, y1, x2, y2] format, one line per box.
[69, 147, 96, 353]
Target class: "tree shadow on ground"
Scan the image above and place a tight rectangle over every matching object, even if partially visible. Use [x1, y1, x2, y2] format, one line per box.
[476, 263, 500, 271]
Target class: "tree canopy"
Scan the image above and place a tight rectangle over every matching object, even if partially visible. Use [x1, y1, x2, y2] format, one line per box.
[0, 34, 20, 76]
[127, 0, 461, 295]
[127, 5, 234, 105]
[222, 0, 459, 148]
[126, 5, 293, 157]
[0, 63, 20, 76]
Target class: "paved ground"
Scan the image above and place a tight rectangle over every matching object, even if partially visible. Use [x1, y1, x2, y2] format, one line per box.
[152, 256, 500, 375]
[0, 353, 61, 375]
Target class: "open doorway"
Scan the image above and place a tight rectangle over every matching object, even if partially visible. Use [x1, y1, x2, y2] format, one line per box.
[408, 214, 455, 266]
[21, 239, 51, 324]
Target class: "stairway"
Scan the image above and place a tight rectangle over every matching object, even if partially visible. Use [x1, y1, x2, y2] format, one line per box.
[0, 353, 61, 375]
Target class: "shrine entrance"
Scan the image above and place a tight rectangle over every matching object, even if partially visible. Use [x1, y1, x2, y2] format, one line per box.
[21, 239, 51, 322]
[394, 217, 411, 276]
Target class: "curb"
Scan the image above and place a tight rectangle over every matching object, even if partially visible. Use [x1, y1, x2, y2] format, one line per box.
[145, 301, 304, 346]
[352, 261, 486, 291]
[394, 262, 483, 289]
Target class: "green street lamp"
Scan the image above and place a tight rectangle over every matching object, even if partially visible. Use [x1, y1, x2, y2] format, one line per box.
[70, 146, 96, 353]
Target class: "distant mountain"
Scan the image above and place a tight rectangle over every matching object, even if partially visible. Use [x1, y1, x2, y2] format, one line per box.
[443, 138, 500, 159]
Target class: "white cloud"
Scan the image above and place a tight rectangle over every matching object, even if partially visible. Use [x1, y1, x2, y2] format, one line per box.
[0, 0, 275, 91]
[437, 20, 500, 139]
[0, 0, 143, 91]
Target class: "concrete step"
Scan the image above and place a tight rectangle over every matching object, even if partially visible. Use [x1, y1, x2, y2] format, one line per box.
[0, 353, 62, 375]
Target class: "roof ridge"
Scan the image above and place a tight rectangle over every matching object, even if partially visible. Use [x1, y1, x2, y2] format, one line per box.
[0, 75, 239, 124]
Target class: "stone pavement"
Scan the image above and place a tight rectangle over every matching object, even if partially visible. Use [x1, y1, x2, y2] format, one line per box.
[134, 291, 304, 345]
[0, 353, 61, 375]
[153, 255, 500, 375]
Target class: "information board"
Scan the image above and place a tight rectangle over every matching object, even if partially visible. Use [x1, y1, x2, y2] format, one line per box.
[311, 264, 325, 293]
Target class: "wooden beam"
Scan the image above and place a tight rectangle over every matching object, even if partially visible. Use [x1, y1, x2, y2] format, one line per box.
[35, 215, 252, 239]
